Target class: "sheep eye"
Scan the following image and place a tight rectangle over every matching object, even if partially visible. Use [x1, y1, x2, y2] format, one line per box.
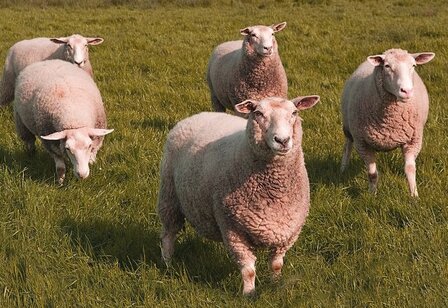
[251, 33, 257, 38]
[292, 111, 298, 117]
[253, 110, 263, 118]
[67, 44, 72, 49]
[384, 64, 390, 68]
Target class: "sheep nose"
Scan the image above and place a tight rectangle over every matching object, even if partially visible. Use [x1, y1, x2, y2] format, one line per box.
[274, 136, 290, 147]
[400, 87, 414, 97]
[74, 60, 83, 66]
[263, 46, 272, 52]
[75, 170, 89, 180]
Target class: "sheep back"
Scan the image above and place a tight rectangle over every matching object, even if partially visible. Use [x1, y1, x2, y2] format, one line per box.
[160, 111, 309, 247]
[14, 60, 106, 154]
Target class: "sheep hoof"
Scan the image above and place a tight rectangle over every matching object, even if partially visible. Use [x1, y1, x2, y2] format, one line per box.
[243, 289, 257, 298]
[272, 273, 282, 283]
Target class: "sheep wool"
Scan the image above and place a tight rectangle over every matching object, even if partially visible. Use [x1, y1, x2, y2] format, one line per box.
[341, 48, 435, 196]
[207, 22, 288, 114]
[158, 95, 319, 295]
[0, 34, 103, 106]
[14, 59, 112, 183]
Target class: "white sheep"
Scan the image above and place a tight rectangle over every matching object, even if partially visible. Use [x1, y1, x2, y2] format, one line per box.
[341, 48, 435, 196]
[158, 95, 319, 295]
[206, 22, 288, 114]
[14, 59, 113, 184]
[0, 34, 104, 106]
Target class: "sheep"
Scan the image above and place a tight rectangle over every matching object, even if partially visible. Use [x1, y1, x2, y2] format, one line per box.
[157, 95, 320, 295]
[341, 48, 435, 197]
[13, 59, 113, 184]
[206, 22, 288, 114]
[0, 34, 104, 106]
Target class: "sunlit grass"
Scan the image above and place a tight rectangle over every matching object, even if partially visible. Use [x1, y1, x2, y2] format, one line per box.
[0, 1, 447, 306]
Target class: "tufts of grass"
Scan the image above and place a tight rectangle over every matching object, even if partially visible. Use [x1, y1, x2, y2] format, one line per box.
[0, 0, 447, 306]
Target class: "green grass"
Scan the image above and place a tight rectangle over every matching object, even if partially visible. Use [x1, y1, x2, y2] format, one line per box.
[0, 0, 447, 306]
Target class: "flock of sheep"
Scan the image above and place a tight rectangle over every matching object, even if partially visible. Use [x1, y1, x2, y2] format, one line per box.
[0, 21, 435, 296]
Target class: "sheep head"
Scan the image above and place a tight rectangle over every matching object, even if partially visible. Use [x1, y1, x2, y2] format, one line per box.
[235, 95, 319, 158]
[41, 127, 113, 180]
[50, 34, 104, 68]
[367, 49, 435, 102]
[240, 22, 286, 57]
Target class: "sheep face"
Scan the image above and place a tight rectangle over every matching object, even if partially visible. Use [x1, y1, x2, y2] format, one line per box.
[50, 35, 104, 68]
[367, 49, 435, 101]
[41, 127, 113, 180]
[235, 95, 319, 157]
[240, 22, 286, 57]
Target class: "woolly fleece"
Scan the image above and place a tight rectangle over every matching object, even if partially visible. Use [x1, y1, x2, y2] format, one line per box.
[0, 35, 96, 106]
[14, 59, 107, 164]
[341, 48, 434, 195]
[206, 24, 287, 113]
[158, 96, 317, 294]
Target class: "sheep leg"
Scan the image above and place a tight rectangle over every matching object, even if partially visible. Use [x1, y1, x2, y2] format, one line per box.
[220, 227, 257, 296]
[13, 110, 36, 153]
[89, 147, 98, 164]
[269, 247, 287, 280]
[53, 155, 66, 185]
[356, 145, 378, 193]
[158, 170, 185, 266]
[402, 146, 419, 197]
[159, 202, 184, 266]
[341, 137, 353, 172]
[0, 63, 15, 106]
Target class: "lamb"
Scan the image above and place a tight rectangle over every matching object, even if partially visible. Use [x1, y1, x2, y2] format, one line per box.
[341, 48, 435, 197]
[206, 22, 288, 114]
[0, 34, 104, 106]
[157, 95, 320, 295]
[14, 59, 113, 184]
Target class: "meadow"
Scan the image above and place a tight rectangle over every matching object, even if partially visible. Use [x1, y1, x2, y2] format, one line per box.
[0, 0, 447, 306]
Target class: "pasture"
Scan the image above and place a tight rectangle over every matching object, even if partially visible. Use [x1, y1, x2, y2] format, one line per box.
[0, 0, 447, 306]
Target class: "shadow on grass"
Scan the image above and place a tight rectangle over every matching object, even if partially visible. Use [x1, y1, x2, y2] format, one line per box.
[60, 217, 235, 286]
[60, 217, 162, 268]
[306, 153, 363, 197]
[130, 115, 176, 131]
[0, 145, 56, 184]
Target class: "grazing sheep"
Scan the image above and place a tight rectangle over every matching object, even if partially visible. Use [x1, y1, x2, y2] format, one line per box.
[0, 34, 104, 106]
[341, 48, 435, 196]
[158, 95, 319, 295]
[14, 59, 113, 184]
[206, 22, 288, 114]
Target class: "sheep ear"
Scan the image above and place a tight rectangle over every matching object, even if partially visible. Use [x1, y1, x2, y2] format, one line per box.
[291, 95, 320, 111]
[50, 37, 69, 44]
[412, 52, 435, 65]
[87, 37, 104, 46]
[87, 128, 114, 137]
[367, 55, 385, 66]
[271, 22, 287, 33]
[41, 131, 67, 140]
[240, 27, 252, 36]
[235, 99, 258, 114]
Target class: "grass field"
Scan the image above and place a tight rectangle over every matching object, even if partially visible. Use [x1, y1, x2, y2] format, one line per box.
[0, 0, 447, 306]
